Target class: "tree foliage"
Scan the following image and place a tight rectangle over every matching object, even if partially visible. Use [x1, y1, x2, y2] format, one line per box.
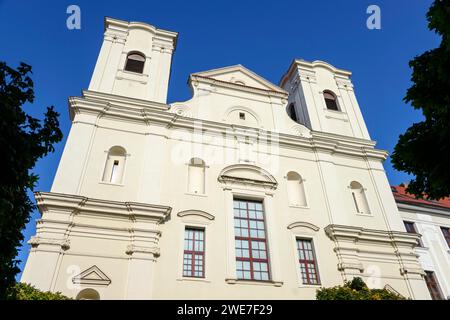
[0, 62, 63, 299]
[6, 282, 71, 300]
[316, 277, 406, 300]
[391, 0, 450, 200]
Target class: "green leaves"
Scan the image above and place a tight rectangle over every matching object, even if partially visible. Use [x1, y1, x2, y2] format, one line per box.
[316, 277, 405, 300]
[6, 282, 71, 300]
[391, 0, 450, 200]
[0, 61, 63, 299]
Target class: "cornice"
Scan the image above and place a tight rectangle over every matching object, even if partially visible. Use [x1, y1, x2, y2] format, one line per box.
[68, 90, 388, 161]
[104, 17, 178, 50]
[324, 224, 422, 247]
[34, 191, 171, 223]
[280, 58, 352, 88]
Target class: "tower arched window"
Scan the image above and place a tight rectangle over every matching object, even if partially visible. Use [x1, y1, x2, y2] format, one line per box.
[287, 171, 307, 207]
[102, 146, 126, 184]
[350, 181, 370, 214]
[323, 90, 339, 111]
[124, 52, 145, 73]
[287, 103, 299, 123]
[188, 158, 206, 194]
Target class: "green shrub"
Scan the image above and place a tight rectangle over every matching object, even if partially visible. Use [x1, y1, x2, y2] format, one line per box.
[6, 282, 72, 300]
[316, 277, 406, 300]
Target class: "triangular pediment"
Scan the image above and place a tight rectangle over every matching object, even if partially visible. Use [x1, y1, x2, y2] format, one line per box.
[72, 265, 111, 286]
[191, 65, 286, 94]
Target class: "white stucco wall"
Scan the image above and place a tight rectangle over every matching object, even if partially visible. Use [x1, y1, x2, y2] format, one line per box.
[20, 18, 432, 300]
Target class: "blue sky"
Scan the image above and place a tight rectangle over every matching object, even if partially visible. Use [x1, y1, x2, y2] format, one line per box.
[0, 0, 440, 279]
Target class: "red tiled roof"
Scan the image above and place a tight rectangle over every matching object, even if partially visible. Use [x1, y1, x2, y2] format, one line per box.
[392, 185, 450, 210]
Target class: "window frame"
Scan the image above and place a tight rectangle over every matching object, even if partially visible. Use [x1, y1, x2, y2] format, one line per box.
[287, 103, 299, 123]
[323, 90, 340, 111]
[124, 52, 146, 74]
[403, 221, 423, 247]
[424, 270, 444, 300]
[233, 198, 271, 282]
[440, 226, 450, 249]
[295, 238, 321, 285]
[101, 146, 127, 185]
[182, 227, 206, 278]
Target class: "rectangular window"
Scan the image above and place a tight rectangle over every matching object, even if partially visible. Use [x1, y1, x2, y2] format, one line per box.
[296, 239, 320, 285]
[424, 271, 444, 300]
[183, 228, 205, 278]
[441, 226, 450, 248]
[403, 221, 423, 247]
[233, 199, 270, 281]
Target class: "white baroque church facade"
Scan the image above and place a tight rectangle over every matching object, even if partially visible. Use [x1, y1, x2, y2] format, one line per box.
[21, 17, 432, 300]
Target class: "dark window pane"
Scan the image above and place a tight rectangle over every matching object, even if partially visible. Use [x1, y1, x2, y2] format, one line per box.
[424, 271, 444, 300]
[125, 53, 145, 73]
[325, 97, 338, 111]
[404, 221, 422, 247]
[287, 103, 298, 122]
[441, 227, 450, 248]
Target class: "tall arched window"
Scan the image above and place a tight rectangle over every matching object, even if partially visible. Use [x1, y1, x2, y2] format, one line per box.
[188, 158, 206, 194]
[124, 52, 145, 73]
[102, 146, 126, 184]
[287, 103, 299, 123]
[350, 181, 370, 214]
[323, 90, 339, 111]
[287, 171, 307, 207]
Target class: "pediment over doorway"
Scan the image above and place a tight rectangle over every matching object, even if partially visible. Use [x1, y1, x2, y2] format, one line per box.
[72, 265, 111, 286]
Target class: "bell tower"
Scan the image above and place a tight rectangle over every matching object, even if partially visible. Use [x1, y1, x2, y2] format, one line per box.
[88, 17, 178, 103]
[280, 59, 371, 140]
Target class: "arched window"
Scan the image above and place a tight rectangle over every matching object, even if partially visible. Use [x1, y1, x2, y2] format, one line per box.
[188, 158, 206, 194]
[102, 146, 126, 184]
[350, 181, 370, 214]
[76, 288, 100, 300]
[287, 171, 307, 207]
[287, 103, 299, 123]
[124, 52, 145, 73]
[323, 90, 339, 111]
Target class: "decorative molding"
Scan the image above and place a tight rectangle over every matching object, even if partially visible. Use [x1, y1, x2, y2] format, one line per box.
[218, 164, 278, 190]
[72, 265, 111, 286]
[68, 90, 388, 161]
[28, 236, 70, 250]
[225, 278, 283, 287]
[324, 224, 422, 246]
[126, 245, 160, 256]
[383, 284, 404, 297]
[34, 192, 171, 223]
[399, 267, 426, 276]
[177, 210, 215, 221]
[287, 222, 319, 232]
[337, 263, 364, 272]
[190, 64, 287, 96]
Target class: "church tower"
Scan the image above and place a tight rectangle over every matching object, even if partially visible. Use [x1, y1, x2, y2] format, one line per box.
[280, 59, 371, 140]
[88, 17, 177, 102]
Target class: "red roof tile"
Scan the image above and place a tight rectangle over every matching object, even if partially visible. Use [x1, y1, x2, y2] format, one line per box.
[392, 185, 450, 210]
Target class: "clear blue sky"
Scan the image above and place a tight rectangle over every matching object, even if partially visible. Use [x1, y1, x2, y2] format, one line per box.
[0, 0, 440, 280]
